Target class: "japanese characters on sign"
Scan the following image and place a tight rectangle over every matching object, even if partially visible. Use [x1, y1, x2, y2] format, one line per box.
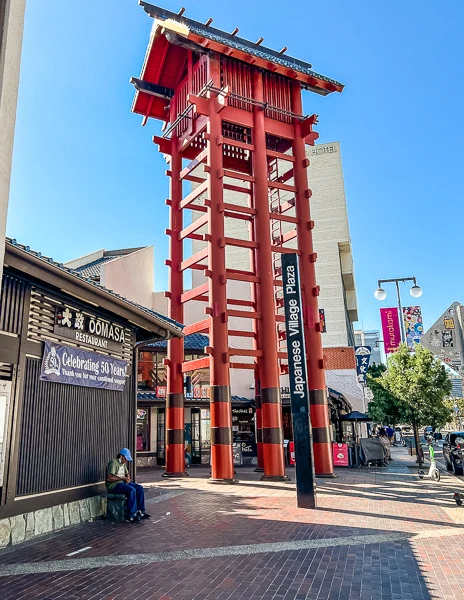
[54, 307, 126, 352]
[355, 346, 372, 384]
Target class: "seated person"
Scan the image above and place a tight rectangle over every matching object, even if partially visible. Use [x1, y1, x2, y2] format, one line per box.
[106, 448, 150, 523]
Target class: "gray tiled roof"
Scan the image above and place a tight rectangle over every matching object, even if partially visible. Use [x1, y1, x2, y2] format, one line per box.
[73, 256, 116, 279]
[143, 333, 208, 352]
[138, 391, 253, 404]
[6, 238, 183, 335]
[140, 2, 343, 94]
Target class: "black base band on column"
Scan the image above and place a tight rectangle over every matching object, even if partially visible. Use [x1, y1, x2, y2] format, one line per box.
[309, 389, 328, 405]
[262, 427, 283, 445]
[166, 393, 184, 408]
[167, 429, 184, 445]
[254, 467, 264, 472]
[261, 387, 281, 404]
[210, 385, 232, 403]
[211, 427, 232, 445]
[312, 429, 331, 444]
[256, 429, 263, 443]
[315, 472, 338, 479]
[255, 394, 261, 409]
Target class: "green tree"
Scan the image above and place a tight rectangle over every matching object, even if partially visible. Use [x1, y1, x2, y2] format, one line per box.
[367, 363, 406, 425]
[443, 397, 464, 430]
[382, 344, 452, 466]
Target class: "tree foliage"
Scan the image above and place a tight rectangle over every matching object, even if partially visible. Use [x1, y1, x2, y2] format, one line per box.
[367, 364, 405, 425]
[367, 344, 452, 428]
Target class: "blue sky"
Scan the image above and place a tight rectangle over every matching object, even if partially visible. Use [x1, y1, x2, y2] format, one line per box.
[7, 0, 464, 333]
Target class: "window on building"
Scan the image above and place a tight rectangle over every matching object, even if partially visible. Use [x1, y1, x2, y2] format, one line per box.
[137, 351, 166, 391]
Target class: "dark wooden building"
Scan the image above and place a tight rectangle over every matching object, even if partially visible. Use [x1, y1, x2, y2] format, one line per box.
[0, 238, 182, 521]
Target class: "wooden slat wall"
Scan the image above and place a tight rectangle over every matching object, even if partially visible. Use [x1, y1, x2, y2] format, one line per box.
[0, 274, 26, 335]
[16, 358, 134, 496]
[27, 288, 133, 364]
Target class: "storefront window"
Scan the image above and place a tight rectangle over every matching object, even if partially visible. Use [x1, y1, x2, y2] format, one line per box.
[136, 408, 150, 451]
[137, 351, 166, 393]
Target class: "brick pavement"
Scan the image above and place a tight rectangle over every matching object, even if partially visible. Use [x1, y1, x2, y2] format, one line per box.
[1, 447, 464, 599]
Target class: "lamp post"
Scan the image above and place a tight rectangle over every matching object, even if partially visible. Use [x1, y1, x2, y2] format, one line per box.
[374, 277, 422, 343]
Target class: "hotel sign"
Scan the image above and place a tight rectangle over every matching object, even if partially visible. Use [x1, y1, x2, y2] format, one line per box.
[54, 307, 126, 352]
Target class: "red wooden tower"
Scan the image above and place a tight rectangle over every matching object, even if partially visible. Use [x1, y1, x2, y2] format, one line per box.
[131, 3, 344, 482]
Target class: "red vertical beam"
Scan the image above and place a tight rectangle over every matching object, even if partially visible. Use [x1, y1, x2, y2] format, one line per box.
[207, 55, 235, 483]
[164, 94, 188, 477]
[252, 69, 287, 481]
[248, 203, 263, 472]
[291, 82, 334, 477]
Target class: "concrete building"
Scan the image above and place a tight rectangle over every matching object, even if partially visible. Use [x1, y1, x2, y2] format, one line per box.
[0, 0, 27, 285]
[354, 330, 383, 367]
[65, 247, 157, 311]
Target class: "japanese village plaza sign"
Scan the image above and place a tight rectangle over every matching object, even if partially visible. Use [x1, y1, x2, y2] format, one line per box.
[40, 341, 128, 391]
[54, 307, 126, 352]
[281, 253, 316, 510]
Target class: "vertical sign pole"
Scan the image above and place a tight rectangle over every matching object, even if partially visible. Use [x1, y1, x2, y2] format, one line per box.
[281, 253, 316, 509]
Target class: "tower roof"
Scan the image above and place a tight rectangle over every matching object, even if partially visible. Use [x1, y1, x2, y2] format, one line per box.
[132, 3, 344, 120]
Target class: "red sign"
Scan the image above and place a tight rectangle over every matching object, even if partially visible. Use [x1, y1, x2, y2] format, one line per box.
[332, 443, 349, 467]
[380, 307, 402, 353]
[289, 441, 295, 465]
[156, 386, 167, 398]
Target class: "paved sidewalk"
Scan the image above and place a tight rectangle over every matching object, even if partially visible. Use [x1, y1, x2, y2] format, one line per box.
[1, 447, 464, 599]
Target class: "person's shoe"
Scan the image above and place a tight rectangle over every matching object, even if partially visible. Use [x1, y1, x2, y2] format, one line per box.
[125, 515, 141, 524]
[137, 510, 151, 519]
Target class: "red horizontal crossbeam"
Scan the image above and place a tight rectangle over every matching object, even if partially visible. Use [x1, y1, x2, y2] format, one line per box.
[270, 212, 298, 224]
[228, 330, 256, 338]
[180, 247, 208, 272]
[230, 362, 256, 370]
[226, 269, 259, 283]
[228, 348, 263, 357]
[227, 299, 255, 308]
[179, 213, 208, 241]
[266, 149, 295, 163]
[183, 319, 210, 335]
[224, 183, 252, 195]
[279, 199, 296, 214]
[224, 210, 253, 222]
[182, 357, 210, 373]
[179, 149, 207, 182]
[218, 136, 254, 152]
[281, 229, 298, 244]
[228, 309, 261, 320]
[180, 282, 209, 304]
[221, 169, 255, 183]
[223, 203, 256, 216]
[268, 180, 296, 193]
[180, 180, 208, 210]
[271, 245, 301, 255]
[223, 237, 258, 250]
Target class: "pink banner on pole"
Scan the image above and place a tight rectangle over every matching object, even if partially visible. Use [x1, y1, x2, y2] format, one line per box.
[380, 307, 402, 353]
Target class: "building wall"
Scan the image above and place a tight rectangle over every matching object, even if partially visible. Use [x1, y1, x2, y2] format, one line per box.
[0, 0, 27, 286]
[101, 247, 155, 311]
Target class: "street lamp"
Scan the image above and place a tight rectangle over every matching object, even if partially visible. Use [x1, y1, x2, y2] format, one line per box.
[374, 277, 422, 342]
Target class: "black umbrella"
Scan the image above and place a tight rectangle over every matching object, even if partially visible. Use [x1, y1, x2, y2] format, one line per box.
[340, 411, 372, 422]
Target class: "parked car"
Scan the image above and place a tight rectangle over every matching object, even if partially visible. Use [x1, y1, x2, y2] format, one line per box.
[424, 426, 434, 437]
[443, 432, 464, 476]
[400, 425, 412, 434]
